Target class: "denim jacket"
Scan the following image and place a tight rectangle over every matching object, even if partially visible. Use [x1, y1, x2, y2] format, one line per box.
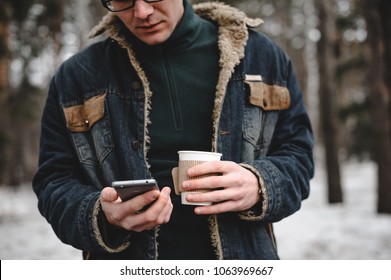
[33, 2, 314, 260]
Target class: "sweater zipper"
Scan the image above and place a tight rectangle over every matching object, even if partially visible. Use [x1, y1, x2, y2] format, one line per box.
[157, 46, 183, 131]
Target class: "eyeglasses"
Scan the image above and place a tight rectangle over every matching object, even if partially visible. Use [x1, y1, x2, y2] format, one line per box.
[101, 0, 164, 12]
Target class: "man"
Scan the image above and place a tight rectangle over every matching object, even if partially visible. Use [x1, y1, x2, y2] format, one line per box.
[33, 0, 314, 260]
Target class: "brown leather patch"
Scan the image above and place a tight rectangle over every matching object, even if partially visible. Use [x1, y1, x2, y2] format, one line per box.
[63, 93, 106, 132]
[245, 80, 290, 111]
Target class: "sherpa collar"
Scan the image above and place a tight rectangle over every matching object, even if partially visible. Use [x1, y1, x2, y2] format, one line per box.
[89, 2, 263, 58]
[88, 1, 263, 153]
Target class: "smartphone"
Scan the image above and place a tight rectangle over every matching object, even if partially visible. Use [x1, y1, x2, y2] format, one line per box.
[112, 179, 159, 202]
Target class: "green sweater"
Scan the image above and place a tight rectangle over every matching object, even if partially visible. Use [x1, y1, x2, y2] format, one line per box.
[131, 1, 219, 259]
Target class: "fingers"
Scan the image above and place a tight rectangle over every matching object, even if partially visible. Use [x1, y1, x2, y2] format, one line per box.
[101, 186, 172, 231]
[128, 189, 161, 213]
[194, 200, 241, 215]
[182, 162, 261, 214]
[101, 187, 120, 203]
[182, 161, 242, 192]
[185, 188, 238, 204]
[187, 160, 229, 177]
[187, 189, 253, 215]
[115, 187, 172, 232]
[113, 189, 160, 220]
[130, 187, 173, 232]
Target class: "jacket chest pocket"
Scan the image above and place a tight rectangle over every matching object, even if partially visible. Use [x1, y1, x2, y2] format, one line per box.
[63, 93, 114, 166]
[243, 75, 290, 151]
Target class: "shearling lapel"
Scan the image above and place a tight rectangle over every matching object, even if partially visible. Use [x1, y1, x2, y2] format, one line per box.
[193, 2, 262, 151]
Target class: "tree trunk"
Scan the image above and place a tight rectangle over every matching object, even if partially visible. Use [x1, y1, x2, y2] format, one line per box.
[361, 0, 391, 214]
[303, 0, 320, 140]
[0, 1, 11, 184]
[315, 0, 343, 203]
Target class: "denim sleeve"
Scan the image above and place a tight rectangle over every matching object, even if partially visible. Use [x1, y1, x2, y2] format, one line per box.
[240, 59, 314, 223]
[32, 78, 129, 253]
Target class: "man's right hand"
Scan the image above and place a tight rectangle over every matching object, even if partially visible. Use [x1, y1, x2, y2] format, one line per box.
[100, 186, 173, 232]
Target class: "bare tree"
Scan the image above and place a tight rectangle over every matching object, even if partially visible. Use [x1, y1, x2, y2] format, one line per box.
[0, 1, 12, 183]
[0, 0, 67, 185]
[360, 0, 391, 214]
[315, 0, 343, 203]
[0, 0, 108, 186]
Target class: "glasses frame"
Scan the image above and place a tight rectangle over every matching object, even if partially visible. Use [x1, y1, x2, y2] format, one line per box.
[101, 0, 164, 12]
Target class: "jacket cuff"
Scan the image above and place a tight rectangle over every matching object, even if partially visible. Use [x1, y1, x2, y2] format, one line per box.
[238, 163, 268, 221]
[92, 198, 131, 253]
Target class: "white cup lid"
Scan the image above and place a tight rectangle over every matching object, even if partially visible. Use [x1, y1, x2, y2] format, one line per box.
[178, 151, 222, 161]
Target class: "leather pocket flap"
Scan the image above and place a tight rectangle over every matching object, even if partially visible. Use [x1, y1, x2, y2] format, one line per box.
[63, 93, 106, 132]
[245, 75, 290, 111]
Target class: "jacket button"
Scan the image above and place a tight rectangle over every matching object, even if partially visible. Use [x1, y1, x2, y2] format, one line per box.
[131, 81, 141, 90]
[131, 140, 142, 150]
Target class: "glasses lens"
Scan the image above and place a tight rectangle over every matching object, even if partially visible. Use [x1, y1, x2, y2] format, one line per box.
[107, 0, 134, 12]
[104, 0, 164, 12]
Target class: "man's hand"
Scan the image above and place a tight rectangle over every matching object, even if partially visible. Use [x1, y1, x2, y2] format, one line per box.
[100, 186, 173, 232]
[182, 161, 260, 215]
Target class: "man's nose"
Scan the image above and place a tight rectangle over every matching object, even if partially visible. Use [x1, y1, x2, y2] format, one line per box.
[133, 0, 154, 20]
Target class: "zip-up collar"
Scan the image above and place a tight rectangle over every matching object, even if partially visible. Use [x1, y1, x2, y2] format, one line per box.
[129, 0, 207, 54]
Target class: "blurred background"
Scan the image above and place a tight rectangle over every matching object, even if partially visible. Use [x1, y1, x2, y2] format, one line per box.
[0, 0, 390, 259]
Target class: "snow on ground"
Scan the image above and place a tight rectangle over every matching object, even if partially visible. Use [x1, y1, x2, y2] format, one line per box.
[275, 160, 391, 260]
[0, 185, 81, 260]
[0, 160, 390, 260]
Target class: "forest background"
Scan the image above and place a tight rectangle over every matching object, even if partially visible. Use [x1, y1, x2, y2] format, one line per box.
[0, 0, 390, 259]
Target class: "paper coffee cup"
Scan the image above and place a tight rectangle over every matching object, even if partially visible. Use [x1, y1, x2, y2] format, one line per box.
[172, 151, 222, 206]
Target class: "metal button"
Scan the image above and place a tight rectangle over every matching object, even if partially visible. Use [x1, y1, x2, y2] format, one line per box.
[131, 140, 142, 150]
[131, 81, 141, 90]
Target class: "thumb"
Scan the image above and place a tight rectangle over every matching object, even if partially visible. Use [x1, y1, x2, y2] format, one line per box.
[101, 187, 119, 202]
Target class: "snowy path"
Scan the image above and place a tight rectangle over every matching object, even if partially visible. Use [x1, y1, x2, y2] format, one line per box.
[1, 161, 390, 260]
